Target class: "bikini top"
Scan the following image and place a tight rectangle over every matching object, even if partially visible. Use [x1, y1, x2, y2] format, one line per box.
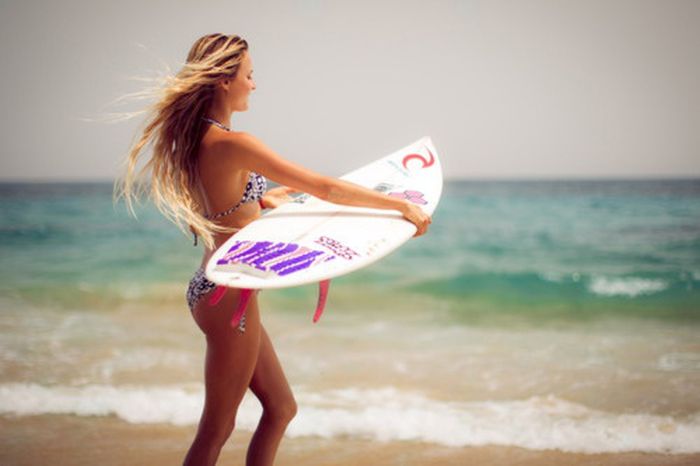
[193, 117, 268, 245]
[193, 171, 267, 246]
[204, 171, 267, 220]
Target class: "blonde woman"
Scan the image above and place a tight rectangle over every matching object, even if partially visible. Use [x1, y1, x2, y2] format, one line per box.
[116, 33, 431, 466]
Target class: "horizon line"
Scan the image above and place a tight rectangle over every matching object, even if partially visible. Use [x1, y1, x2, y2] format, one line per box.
[1, 175, 699, 184]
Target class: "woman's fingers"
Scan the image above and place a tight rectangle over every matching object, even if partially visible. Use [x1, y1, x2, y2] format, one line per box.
[414, 214, 431, 237]
[402, 203, 431, 237]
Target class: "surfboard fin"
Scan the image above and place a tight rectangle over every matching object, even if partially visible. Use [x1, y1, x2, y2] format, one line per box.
[211, 282, 328, 328]
[208, 286, 227, 306]
[313, 280, 331, 323]
[208, 286, 252, 330]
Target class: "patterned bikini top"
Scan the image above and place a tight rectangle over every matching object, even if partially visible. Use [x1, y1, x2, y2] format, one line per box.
[204, 171, 267, 220]
[200, 116, 268, 220]
[192, 117, 268, 246]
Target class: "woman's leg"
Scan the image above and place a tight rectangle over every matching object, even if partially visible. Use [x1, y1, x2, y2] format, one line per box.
[183, 289, 262, 466]
[246, 326, 298, 466]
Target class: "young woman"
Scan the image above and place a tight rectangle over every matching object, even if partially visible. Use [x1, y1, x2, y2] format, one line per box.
[116, 33, 431, 466]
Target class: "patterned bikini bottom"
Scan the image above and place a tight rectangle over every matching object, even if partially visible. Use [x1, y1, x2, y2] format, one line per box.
[186, 267, 246, 333]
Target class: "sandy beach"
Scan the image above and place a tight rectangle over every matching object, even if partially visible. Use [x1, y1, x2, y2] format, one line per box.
[3, 413, 699, 466]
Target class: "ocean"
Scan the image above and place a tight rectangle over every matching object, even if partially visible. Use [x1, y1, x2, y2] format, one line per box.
[1, 179, 699, 464]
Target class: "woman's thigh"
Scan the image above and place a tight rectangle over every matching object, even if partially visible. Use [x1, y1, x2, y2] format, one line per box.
[192, 289, 262, 427]
[249, 325, 296, 413]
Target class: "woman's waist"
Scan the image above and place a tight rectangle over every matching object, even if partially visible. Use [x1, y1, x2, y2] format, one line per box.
[199, 209, 262, 267]
[199, 229, 241, 269]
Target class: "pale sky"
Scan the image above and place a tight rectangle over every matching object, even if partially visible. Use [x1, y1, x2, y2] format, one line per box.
[1, 0, 698, 181]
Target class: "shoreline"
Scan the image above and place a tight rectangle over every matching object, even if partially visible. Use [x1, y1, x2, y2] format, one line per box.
[2, 414, 699, 466]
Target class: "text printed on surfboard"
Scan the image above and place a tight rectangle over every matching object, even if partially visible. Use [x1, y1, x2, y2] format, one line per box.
[214, 237, 358, 277]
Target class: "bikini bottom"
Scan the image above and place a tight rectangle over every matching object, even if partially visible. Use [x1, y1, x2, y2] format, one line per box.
[186, 267, 246, 333]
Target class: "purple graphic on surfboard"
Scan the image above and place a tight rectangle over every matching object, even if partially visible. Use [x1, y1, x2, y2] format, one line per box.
[215, 240, 336, 276]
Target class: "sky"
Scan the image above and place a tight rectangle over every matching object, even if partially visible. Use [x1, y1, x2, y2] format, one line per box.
[1, 0, 698, 181]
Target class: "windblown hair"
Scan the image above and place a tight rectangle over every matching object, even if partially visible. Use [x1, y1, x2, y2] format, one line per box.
[114, 33, 249, 249]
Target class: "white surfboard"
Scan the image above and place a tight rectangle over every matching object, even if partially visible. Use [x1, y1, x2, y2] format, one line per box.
[205, 136, 443, 291]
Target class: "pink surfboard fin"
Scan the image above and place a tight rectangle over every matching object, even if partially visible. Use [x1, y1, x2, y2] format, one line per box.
[208, 286, 227, 306]
[313, 280, 331, 323]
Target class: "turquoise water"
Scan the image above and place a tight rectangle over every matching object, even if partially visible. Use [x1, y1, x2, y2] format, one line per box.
[1, 180, 698, 322]
[1, 179, 700, 453]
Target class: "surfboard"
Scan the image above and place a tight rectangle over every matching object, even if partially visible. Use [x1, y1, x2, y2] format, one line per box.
[204, 136, 442, 325]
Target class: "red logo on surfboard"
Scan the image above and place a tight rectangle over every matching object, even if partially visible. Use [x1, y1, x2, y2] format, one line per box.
[402, 146, 435, 170]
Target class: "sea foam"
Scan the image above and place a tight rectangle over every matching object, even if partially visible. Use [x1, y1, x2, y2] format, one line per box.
[1, 383, 698, 454]
[588, 276, 668, 297]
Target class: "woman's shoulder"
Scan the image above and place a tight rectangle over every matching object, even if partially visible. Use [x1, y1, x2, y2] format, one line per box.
[201, 128, 262, 156]
[197, 132, 249, 186]
[199, 128, 283, 175]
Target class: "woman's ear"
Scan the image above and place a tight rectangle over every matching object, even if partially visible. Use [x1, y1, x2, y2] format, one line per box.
[217, 79, 230, 92]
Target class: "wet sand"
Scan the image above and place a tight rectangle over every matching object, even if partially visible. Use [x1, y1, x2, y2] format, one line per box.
[2, 414, 698, 466]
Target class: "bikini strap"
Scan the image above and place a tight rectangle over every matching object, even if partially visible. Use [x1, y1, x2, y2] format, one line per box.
[205, 199, 245, 220]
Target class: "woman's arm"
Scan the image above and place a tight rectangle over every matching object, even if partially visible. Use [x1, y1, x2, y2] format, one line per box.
[215, 132, 432, 236]
[261, 185, 298, 209]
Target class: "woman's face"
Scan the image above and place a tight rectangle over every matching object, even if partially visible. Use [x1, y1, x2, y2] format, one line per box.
[227, 52, 256, 112]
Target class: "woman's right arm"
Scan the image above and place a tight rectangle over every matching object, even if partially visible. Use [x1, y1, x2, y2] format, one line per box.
[216, 132, 431, 236]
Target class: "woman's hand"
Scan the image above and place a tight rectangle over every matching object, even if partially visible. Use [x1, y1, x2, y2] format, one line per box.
[261, 186, 299, 209]
[400, 201, 432, 237]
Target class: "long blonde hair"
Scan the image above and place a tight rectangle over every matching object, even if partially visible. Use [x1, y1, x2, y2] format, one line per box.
[114, 33, 249, 249]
